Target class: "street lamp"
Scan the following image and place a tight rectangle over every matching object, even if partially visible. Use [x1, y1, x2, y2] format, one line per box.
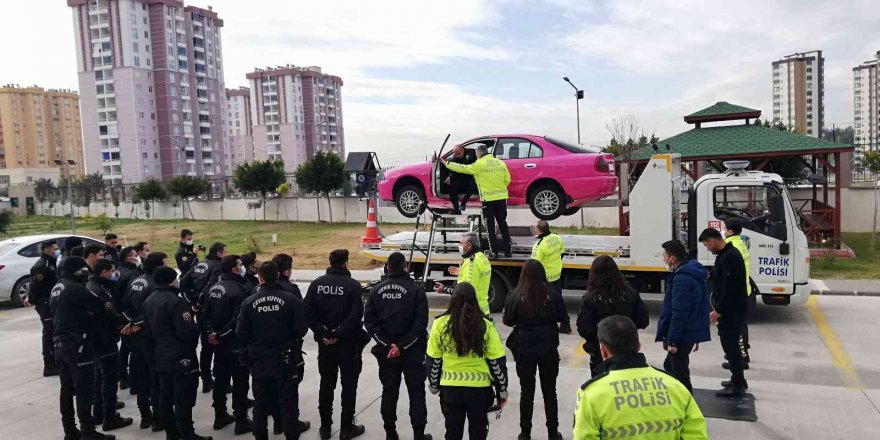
[563, 77, 585, 144]
[54, 159, 77, 234]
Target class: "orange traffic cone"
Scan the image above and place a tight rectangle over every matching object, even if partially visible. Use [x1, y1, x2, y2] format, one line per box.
[361, 199, 382, 245]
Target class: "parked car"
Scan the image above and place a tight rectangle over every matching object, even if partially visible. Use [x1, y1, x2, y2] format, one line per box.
[0, 234, 101, 307]
[377, 135, 618, 220]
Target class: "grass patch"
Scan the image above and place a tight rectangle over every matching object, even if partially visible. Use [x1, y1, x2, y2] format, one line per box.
[811, 232, 880, 279]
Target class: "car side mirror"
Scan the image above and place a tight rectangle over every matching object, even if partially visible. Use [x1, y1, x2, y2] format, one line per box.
[779, 242, 790, 255]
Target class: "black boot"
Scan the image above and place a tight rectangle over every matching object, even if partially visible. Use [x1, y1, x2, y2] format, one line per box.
[114, 401, 125, 410]
[139, 408, 153, 429]
[414, 426, 432, 440]
[299, 420, 311, 433]
[319, 425, 332, 440]
[549, 431, 563, 440]
[80, 427, 115, 440]
[118, 379, 130, 390]
[102, 413, 134, 431]
[62, 428, 81, 440]
[213, 412, 235, 430]
[273, 420, 283, 435]
[518, 430, 531, 440]
[234, 419, 253, 435]
[558, 321, 573, 334]
[721, 379, 749, 389]
[192, 434, 213, 440]
[341, 424, 366, 440]
[716, 385, 746, 397]
[385, 427, 399, 440]
[202, 378, 214, 394]
[150, 412, 165, 432]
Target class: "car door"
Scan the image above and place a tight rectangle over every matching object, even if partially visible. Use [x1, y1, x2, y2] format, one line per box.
[492, 137, 543, 205]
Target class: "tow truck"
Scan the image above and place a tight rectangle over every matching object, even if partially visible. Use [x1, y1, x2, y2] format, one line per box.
[362, 153, 810, 312]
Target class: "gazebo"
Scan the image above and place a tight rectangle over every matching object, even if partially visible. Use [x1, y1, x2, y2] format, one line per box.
[619, 102, 855, 247]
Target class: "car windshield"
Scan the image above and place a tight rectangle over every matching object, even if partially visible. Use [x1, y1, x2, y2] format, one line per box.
[0, 241, 20, 256]
[544, 136, 600, 154]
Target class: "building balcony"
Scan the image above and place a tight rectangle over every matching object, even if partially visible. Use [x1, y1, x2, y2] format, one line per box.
[203, 158, 214, 164]
[199, 121, 211, 127]
[201, 134, 212, 139]
[186, 158, 196, 164]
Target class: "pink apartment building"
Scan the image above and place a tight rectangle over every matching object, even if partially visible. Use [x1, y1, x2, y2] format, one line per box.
[225, 87, 253, 167]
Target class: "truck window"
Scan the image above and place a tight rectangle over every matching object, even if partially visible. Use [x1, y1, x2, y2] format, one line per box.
[712, 185, 787, 241]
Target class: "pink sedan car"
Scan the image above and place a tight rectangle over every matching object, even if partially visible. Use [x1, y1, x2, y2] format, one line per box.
[377, 135, 618, 220]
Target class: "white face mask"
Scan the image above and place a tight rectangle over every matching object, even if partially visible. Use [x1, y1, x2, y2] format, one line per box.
[239, 266, 247, 277]
[133, 256, 143, 267]
[458, 245, 466, 256]
[185, 240, 194, 246]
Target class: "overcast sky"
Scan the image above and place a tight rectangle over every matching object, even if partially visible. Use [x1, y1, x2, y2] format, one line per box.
[2, 0, 878, 164]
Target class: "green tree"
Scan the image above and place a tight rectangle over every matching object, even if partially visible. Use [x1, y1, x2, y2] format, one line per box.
[165, 175, 210, 219]
[34, 178, 55, 215]
[294, 151, 346, 224]
[94, 213, 113, 235]
[0, 210, 12, 235]
[864, 150, 880, 255]
[133, 178, 167, 220]
[233, 160, 286, 220]
[75, 172, 106, 212]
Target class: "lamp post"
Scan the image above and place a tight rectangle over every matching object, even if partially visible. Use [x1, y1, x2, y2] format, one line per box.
[54, 159, 77, 234]
[563, 77, 584, 144]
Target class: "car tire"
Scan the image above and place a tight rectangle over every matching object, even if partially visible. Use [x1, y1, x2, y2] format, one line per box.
[529, 183, 566, 220]
[394, 185, 427, 218]
[488, 271, 512, 313]
[11, 276, 30, 308]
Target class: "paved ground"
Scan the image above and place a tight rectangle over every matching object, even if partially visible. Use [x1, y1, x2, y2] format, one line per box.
[811, 279, 880, 296]
[1, 292, 879, 440]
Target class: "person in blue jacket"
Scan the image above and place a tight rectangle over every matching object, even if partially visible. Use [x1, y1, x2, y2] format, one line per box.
[655, 240, 711, 394]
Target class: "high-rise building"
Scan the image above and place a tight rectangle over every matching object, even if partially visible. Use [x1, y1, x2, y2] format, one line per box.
[0, 85, 84, 177]
[225, 87, 253, 168]
[246, 65, 344, 171]
[853, 51, 879, 162]
[67, 0, 227, 183]
[772, 50, 824, 138]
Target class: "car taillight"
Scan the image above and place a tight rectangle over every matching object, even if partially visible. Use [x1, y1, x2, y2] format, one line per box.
[595, 155, 613, 173]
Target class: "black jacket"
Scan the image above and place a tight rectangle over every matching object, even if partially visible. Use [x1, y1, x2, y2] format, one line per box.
[363, 272, 429, 359]
[85, 276, 127, 355]
[448, 153, 477, 184]
[303, 267, 365, 343]
[243, 272, 259, 295]
[103, 246, 120, 266]
[144, 285, 200, 373]
[174, 242, 199, 275]
[277, 277, 303, 300]
[236, 282, 308, 376]
[114, 262, 142, 308]
[50, 275, 114, 341]
[577, 285, 649, 355]
[28, 254, 58, 308]
[503, 284, 566, 357]
[203, 273, 249, 344]
[179, 255, 221, 305]
[710, 243, 748, 328]
[123, 272, 157, 334]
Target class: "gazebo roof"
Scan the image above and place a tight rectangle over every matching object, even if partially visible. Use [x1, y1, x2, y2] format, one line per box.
[684, 101, 761, 124]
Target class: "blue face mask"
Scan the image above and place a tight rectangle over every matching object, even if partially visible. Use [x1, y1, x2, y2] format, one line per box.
[240, 266, 247, 277]
[54, 249, 62, 258]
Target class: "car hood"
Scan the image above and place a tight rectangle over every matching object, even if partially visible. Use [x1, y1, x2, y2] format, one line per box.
[384, 161, 433, 179]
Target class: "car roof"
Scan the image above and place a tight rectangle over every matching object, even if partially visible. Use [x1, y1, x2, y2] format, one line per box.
[0, 233, 97, 247]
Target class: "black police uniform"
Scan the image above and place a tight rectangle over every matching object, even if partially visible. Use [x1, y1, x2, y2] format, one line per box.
[236, 281, 308, 440]
[363, 271, 430, 438]
[50, 266, 116, 439]
[103, 247, 120, 266]
[144, 284, 203, 440]
[180, 255, 222, 386]
[303, 267, 368, 436]
[85, 275, 128, 426]
[114, 261, 142, 388]
[710, 242, 749, 390]
[203, 273, 251, 423]
[175, 242, 199, 276]
[122, 273, 160, 417]
[278, 276, 303, 299]
[29, 252, 59, 373]
[242, 272, 259, 295]
[447, 152, 477, 213]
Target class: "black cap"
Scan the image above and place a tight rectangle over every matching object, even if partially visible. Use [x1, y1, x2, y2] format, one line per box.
[59, 256, 89, 278]
[180, 229, 194, 239]
[153, 266, 178, 285]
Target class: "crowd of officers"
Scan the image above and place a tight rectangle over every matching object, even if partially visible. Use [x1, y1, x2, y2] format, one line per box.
[24, 215, 755, 440]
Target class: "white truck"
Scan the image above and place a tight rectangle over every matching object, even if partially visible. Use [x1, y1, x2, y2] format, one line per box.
[362, 153, 811, 312]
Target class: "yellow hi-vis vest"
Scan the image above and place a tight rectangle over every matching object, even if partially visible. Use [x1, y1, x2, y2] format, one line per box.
[458, 252, 492, 314]
[444, 154, 511, 202]
[531, 233, 565, 282]
[725, 235, 752, 296]
[426, 314, 506, 387]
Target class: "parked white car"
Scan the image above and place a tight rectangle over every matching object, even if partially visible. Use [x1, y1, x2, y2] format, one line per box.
[0, 234, 101, 306]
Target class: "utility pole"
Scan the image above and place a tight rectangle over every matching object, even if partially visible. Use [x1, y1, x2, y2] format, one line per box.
[563, 77, 584, 144]
[54, 159, 77, 234]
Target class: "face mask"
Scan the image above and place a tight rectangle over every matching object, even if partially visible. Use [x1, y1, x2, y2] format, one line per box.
[458, 245, 467, 257]
[666, 263, 676, 272]
[185, 240, 194, 246]
[134, 256, 143, 267]
[54, 249, 62, 258]
[110, 271, 119, 281]
[239, 266, 247, 277]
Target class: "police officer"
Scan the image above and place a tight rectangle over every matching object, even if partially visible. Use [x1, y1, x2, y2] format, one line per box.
[441, 143, 512, 258]
[103, 234, 120, 266]
[25, 239, 60, 376]
[273, 253, 303, 298]
[176, 229, 201, 276]
[723, 218, 755, 368]
[50, 256, 117, 440]
[144, 266, 213, 440]
[122, 252, 167, 431]
[241, 252, 259, 293]
[434, 232, 492, 314]
[114, 246, 142, 391]
[303, 249, 368, 440]
[85, 258, 134, 431]
[133, 241, 151, 261]
[203, 255, 252, 434]
[237, 261, 309, 440]
[426, 282, 508, 440]
[364, 252, 432, 440]
[445, 144, 477, 214]
[530, 220, 571, 334]
[573, 316, 708, 440]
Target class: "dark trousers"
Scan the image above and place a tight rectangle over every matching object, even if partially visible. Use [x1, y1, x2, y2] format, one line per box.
[740, 293, 756, 357]
[378, 357, 428, 431]
[159, 368, 199, 440]
[482, 200, 511, 254]
[129, 337, 159, 412]
[36, 305, 56, 367]
[550, 281, 571, 327]
[92, 351, 120, 422]
[719, 325, 746, 386]
[516, 350, 559, 433]
[318, 344, 363, 429]
[119, 340, 131, 383]
[200, 333, 214, 384]
[449, 178, 475, 212]
[440, 386, 493, 440]
[212, 346, 250, 420]
[663, 343, 695, 394]
[253, 365, 300, 440]
[55, 339, 97, 435]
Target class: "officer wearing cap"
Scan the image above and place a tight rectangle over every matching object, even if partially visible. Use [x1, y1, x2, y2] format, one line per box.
[26, 239, 61, 377]
[144, 266, 212, 440]
[573, 316, 708, 440]
[50, 256, 117, 440]
[175, 229, 200, 276]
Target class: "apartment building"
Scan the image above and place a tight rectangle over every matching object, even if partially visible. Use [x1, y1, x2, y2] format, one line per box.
[225, 87, 254, 168]
[772, 50, 824, 138]
[854, 52, 879, 162]
[0, 85, 84, 177]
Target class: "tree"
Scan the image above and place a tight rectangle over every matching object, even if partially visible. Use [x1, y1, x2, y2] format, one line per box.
[294, 151, 346, 224]
[0, 210, 12, 234]
[34, 178, 55, 215]
[75, 172, 105, 213]
[604, 115, 656, 203]
[275, 182, 291, 221]
[165, 175, 210, 219]
[864, 150, 880, 255]
[233, 160, 286, 220]
[133, 178, 167, 220]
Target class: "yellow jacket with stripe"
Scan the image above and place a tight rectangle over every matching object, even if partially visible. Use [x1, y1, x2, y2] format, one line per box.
[531, 233, 565, 282]
[426, 314, 508, 396]
[725, 235, 752, 296]
[573, 353, 708, 440]
[444, 154, 511, 202]
[457, 252, 492, 314]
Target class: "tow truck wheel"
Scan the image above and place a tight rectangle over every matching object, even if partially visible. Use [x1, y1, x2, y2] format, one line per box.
[488, 273, 511, 313]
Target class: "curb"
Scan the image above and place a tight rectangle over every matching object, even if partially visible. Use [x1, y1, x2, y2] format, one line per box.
[810, 290, 880, 297]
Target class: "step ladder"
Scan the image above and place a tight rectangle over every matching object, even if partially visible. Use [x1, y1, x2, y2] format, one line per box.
[409, 211, 485, 284]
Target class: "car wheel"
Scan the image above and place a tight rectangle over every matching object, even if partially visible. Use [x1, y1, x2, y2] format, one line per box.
[529, 184, 566, 220]
[11, 277, 30, 308]
[395, 185, 427, 218]
[488, 271, 511, 313]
